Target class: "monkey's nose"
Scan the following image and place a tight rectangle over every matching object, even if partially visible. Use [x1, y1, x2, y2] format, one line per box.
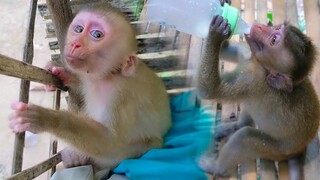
[256, 25, 263, 31]
[72, 42, 81, 48]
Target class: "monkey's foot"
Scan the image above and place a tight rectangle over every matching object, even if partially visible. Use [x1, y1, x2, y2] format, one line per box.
[61, 148, 93, 168]
[198, 156, 229, 177]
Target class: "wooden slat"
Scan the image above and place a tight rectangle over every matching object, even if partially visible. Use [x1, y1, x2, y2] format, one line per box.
[185, 35, 203, 86]
[240, 162, 257, 180]
[285, 0, 299, 27]
[278, 161, 290, 180]
[142, 55, 186, 72]
[161, 72, 191, 90]
[45, 0, 73, 57]
[49, 89, 62, 176]
[259, 160, 277, 179]
[243, 0, 255, 25]
[38, 0, 103, 19]
[137, 35, 175, 54]
[304, 136, 320, 180]
[256, 0, 268, 24]
[272, 0, 285, 25]
[132, 21, 163, 35]
[7, 153, 62, 180]
[40, 1, 144, 38]
[302, 1, 320, 180]
[45, 22, 56, 38]
[306, 0, 320, 94]
[0, 54, 67, 91]
[12, 0, 38, 174]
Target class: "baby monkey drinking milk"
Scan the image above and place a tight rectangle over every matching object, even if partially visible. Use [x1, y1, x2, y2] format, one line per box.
[197, 14, 320, 179]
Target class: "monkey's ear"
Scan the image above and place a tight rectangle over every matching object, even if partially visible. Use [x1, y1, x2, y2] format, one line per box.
[266, 73, 293, 92]
[121, 55, 138, 77]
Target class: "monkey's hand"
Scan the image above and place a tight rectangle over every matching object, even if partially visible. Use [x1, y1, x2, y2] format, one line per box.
[219, 0, 231, 6]
[208, 15, 231, 46]
[45, 65, 74, 91]
[9, 101, 58, 133]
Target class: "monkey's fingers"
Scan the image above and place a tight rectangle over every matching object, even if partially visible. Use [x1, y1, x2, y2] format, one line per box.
[210, 15, 224, 30]
[9, 120, 30, 133]
[9, 112, 31, 132]
[45, 84, 57, 92]
[218, 19, 230, 33]
[10, 121, 40, 133]
[219, 0, 231, 6]
[9, 110, 43, 133]
[224, 24, 232, 38]
[11, 101, 28, 111]
[51, 67, 72, 84]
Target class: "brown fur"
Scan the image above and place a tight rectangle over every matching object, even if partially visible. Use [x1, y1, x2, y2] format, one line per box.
[9, 3, 171, 171]
[196, 15, 320, 178]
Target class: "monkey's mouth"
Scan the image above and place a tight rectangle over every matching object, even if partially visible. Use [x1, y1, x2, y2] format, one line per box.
[245, 34, 264, 52]
[253, 40, 264, 51]
[65, 55, 85, 68]
[66, 55, 84, 62]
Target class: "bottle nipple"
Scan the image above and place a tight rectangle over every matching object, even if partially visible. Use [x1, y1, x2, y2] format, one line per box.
[234, 17, 252, 34]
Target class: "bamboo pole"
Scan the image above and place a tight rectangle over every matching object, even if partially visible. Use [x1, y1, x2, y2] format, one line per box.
[8, 152, 62, 180]
[11, 0, 38, 174]
[45, 0, 72, 57]
[0, 54, 67, 91]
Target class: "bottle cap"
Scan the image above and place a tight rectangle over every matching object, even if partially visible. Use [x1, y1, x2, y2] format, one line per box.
[222, 3, 239, 35]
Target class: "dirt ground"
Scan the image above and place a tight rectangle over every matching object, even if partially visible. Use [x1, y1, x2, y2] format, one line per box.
[0, 0, 68, 179]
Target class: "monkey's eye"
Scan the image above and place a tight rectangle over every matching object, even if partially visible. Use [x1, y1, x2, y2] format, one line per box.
[73, 25, 84, 33]
[270, 34, 281, 46]
[90, 30, 104, 39]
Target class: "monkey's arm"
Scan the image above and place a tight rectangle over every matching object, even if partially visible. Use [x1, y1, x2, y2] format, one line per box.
[197, 16, 226, 99]
[197, 16, 250, 100]
[9, 102, 126, 157]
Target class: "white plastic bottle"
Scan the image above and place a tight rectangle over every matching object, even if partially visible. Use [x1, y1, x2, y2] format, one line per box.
[146, 0, 251, 38]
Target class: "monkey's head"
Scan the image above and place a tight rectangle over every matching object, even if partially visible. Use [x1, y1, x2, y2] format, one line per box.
[64, 3, 138, 79]
[245, 23, 316, 92]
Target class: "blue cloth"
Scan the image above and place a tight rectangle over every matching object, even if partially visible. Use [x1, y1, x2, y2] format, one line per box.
[114, 91, 215, 180]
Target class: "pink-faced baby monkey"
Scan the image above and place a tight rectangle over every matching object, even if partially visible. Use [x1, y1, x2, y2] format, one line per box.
[9, 3, 171, 170]
[197, 15, 319, 178]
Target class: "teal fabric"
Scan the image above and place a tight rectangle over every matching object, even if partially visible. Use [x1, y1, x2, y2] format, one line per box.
[114, 91, 215, 180]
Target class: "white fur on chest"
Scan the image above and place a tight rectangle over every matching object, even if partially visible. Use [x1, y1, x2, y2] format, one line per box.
[83, 81, 114, 125]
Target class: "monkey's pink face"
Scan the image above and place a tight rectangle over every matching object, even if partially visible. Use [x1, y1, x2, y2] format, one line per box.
[64, 11, 127, 77]
[245, 24, 294, 74]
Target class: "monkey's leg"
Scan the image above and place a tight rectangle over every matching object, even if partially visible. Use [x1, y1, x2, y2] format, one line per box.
[214, 111, 253, 141]
[204, 127, 288, 176]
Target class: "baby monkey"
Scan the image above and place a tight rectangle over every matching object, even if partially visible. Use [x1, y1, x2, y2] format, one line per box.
[9, 3, 171, 170]
[197, 15, 320, 178]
